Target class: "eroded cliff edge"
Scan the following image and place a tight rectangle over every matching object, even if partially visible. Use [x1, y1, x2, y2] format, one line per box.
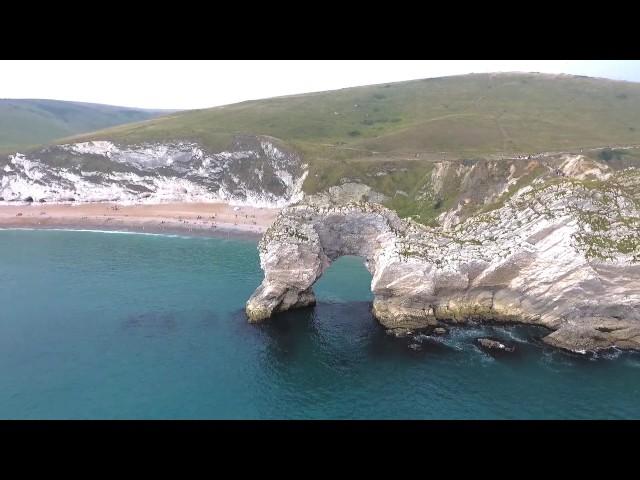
[246, 168, 640, 354]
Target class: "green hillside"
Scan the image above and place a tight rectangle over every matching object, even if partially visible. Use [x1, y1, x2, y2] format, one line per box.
[67, 72, 640, 157]
[0, 99, 174, 153]
[35, 72, 640, 224]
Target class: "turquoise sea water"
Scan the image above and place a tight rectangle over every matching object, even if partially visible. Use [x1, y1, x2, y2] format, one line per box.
[0, 229, 639, 419]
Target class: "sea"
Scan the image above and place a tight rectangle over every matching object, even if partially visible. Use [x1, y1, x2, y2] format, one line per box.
[0, 229, 638, 419]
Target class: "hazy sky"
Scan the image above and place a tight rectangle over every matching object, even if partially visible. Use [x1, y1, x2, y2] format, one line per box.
[1, 60, 639, 110]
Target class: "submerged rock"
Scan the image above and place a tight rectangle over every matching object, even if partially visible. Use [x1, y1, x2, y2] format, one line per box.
[433, 327, 448, 336]
[246, 168, 640, 354]
[476, 338, 516, 353]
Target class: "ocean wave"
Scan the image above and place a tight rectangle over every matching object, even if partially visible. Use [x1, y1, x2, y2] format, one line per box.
[592, 348, 623, 361]
[491, 327, 529, 343]
[0, 227, 193, 239]
[411, 331, 470, 352]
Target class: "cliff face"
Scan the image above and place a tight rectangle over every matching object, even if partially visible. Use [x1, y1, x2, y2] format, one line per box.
[0, 136, 307, 207]
[246, 168, 640, 354]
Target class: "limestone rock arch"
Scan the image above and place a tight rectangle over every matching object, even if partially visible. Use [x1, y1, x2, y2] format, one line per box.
[246, 196, 640, 353]
[245, 202, 527, 335]
[245, 204, 390, 323]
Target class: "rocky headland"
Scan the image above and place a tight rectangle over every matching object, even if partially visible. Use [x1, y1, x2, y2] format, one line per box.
[246, 166, 640, 354]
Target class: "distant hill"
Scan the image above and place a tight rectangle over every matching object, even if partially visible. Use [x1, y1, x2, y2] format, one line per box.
[0, 99, 175, 152]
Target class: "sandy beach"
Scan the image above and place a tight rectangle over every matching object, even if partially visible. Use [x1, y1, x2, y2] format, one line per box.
[0, 202, 280, 239]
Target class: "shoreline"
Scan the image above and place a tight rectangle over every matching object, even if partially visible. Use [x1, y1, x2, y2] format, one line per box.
[0, 202, 280, 240]
[0, 224, 263, 241]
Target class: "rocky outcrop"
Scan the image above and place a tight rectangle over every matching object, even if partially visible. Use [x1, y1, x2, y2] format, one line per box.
[246, 168, 640, 354]
[419, 154, 609, 230]
[0, 136, 307, 207]
[476, 338, 516, 353]
[305, 182, 388, 207]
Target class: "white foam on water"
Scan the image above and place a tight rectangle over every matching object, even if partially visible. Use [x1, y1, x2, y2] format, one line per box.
[0, 227, 192, 240]
[411, 327, 484, 353]
[623, 357, 640, 368]
[539, 349, 578, 372]
[412, 334, 431, 343]
[593, 348, 623, 361]
[426, 334, 465, 352]
[491, 326, 529, 343]
[475, 346, 497, 365]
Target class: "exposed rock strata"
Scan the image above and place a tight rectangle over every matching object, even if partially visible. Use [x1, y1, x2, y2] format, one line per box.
[0, 136, 307, 207]
[246, 169, 640, 354]
[305, 182, 388, 207]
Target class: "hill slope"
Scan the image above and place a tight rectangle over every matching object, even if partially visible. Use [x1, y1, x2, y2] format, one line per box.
[67, 72, 640, 158]
[0, 99, 174, 153]
[4, 73, 640, 225]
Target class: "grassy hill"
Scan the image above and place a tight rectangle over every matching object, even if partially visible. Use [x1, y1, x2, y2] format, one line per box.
[66, 72, 640, 156]
[0, 99, 174, 153]
[27, 72, 640, 223]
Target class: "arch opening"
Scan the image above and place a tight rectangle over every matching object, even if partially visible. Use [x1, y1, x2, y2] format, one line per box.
[313, 255, 373, 305]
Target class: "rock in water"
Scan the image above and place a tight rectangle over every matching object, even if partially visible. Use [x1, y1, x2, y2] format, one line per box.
[433, 327, 448, 335]
[476, 338, 516, 353]
[246, 285, 316, 322]
[246, 169, 640, 354]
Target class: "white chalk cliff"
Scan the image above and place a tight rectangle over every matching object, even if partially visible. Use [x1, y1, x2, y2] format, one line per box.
[246, 168, 640, 354]
[0, 136, 307, 208]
